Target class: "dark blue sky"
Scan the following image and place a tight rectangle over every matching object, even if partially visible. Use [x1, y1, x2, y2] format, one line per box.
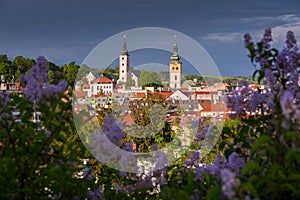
[1, 0, 300, 76]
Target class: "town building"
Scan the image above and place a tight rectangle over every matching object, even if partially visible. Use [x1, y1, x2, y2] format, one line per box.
[90, 76, 114, 95]
[118, 35, 130, 84]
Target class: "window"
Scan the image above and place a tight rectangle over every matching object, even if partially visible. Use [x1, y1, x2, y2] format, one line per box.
[172, 67, 174, 70]
[122, 57, 124, 60]
[122, 70, 124, 73]
[175, 75, 177, 81]
[176, 67, 178, 70]
[122, 63, 124, 66]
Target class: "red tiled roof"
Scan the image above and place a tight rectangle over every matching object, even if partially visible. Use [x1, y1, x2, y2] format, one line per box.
[122, 115, 135, 126]
[194, 91, 218, 95]
[200, 102, 228, 112]
[91, 94, 107, 98]
[136, 92, 146, 99]
[73, 91, 87, 99]
[148, 91, 173, 99]
[91, 77, 113, 84]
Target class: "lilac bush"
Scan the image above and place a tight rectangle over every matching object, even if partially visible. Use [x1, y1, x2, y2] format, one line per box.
[20, 56, 67, 103]
[0, 57, 92, 199]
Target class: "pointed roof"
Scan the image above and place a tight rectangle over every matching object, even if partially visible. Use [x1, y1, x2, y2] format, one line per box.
[121, 35, 128, 55]
[171, 35, 180, 61]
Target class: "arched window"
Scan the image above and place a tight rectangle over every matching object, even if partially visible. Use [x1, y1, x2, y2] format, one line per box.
[175, 75, 177, 81]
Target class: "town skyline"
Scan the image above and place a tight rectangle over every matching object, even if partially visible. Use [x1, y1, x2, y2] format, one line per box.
[1, 0, 300, 76]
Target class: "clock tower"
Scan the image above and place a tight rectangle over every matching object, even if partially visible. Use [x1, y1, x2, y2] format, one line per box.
[169, 35, 182, 89]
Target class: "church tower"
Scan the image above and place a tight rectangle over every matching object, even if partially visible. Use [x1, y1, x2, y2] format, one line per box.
[118, 35, 130, 83]
[169, 35, 182, 89]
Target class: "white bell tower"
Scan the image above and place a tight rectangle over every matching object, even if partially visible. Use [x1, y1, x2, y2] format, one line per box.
[118, 35, 130, 83]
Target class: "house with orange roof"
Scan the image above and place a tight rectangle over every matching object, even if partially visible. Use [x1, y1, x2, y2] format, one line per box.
[73, 91, 87, 100]
[90, 76, 114, 96]
[198, 101, 229, 118]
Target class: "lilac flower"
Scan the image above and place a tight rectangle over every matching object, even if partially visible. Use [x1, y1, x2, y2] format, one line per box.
[221, 169, 240, 199]
[88, 186, 103, 200]
[286, 71, 299, 94]
[190, 189, 201, 200]
[207, 154, 226, 177]
[193, 165, 207, 181]
[124, 142, 134, 152]
[226, 152, 245, 174]
[152, 143, 158, 151]
[280, 91, 300, 125]
[102, 114, 125, 147]
[261, 28, 272, 49]
[185, 151, 200, 167]
[0, 91, 11, 121]
[244, 33, 252, 48]
[285, 30, 297, 50]
[247, 91, 265, 113]
[20, 56, 67, 103]
[195, 124, 209, 140]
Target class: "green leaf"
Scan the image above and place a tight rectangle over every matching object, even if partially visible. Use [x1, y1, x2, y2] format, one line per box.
[206, 186, 221, 200]
[251, 134, 271, 154]
[177, 190, 191, 200]
[241, 161, 259, 176]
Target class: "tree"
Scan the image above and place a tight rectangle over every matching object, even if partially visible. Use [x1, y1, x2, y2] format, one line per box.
[62, 62, 80, 88]
[0, 54, 15, 82]
[12, 56, 35, 80]
[139, 70, 162, 87]
[47, 61, 65, 84]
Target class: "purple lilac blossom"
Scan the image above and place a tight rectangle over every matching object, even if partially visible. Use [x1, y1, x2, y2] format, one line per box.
[152, 143, 158, 151]
[102, 114, 125, 147]
[280, 91, 300, 125]
[221, 168, 240, 199]
[247, 90, 265, 113]
[20, 56, 67, 103]
[244, 33, 252, 48]
[88, 186, 103, 200]
[285, 30, 297, 50]
[226, 152, 245, 174]
[0, 91, 11, 121]
[193, 152, 245, 182]
[124, 142, 134, 152]
[185, 151, 200, 167]
[261, 28, 272, 49]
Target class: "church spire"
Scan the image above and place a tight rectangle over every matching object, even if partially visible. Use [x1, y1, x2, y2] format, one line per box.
[171, 35, 179, 61]
[121, 35, 128, 55]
